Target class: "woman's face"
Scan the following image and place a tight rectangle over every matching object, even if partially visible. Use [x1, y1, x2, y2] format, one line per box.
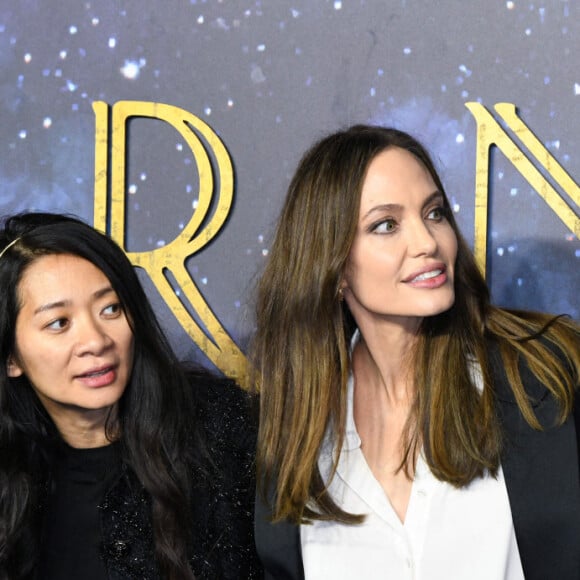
[342, 147, 458, 330]
[8, 253, 134, 429]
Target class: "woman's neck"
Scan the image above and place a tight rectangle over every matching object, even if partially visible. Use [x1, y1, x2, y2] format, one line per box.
[49, 406, 118, 449]
[353, 321, 418, 404]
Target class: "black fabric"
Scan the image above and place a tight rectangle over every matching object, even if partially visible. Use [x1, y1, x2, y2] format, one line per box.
[255, 489, 304, 580]
[490, 342, 580, 580]
[34, 377, 262, 579]
[37, 441, 122, 580]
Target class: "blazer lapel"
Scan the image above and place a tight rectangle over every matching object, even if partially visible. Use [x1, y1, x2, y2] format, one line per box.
[255, 490, 304, 580]
[493, 348, 580, 580]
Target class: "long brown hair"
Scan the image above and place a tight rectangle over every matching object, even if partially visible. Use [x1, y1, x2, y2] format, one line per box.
[252, 125, 579, 525]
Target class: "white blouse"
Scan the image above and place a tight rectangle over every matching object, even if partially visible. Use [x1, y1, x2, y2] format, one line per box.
[300, 371, 525, 580]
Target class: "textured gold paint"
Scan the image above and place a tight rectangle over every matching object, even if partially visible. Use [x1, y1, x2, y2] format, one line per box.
[466, 102, 579, 275]
[92, 101, 109, 234]
[92, 101, 249, 386]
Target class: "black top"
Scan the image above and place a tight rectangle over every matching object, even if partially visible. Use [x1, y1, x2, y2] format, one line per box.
[29, 375, 262, 579]
[37, 441, 122, 580]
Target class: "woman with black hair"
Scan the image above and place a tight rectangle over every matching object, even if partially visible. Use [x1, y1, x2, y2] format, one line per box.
[0, 212, 261, 579]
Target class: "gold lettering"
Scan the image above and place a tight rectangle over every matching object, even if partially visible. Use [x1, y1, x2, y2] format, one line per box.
[93, 101, 109, 233]
[92, 101, 249, 386]
[465, 102, 579, 274]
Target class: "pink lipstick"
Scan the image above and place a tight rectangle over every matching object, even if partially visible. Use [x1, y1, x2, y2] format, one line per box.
[76, 366, 117, 388]
[404, 264, 448, 288]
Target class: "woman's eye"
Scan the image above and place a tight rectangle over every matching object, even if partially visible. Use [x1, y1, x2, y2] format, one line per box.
[102, 303, 122, 317]
[427, 206, 445, 221]
[46, 318, 68, 331]
[373, 219, 397, 234]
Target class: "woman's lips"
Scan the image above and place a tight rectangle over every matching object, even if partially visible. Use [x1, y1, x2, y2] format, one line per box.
[76, 365, 117, 388]
[404, 265, 448, 288]
[409, 269, 442, 282]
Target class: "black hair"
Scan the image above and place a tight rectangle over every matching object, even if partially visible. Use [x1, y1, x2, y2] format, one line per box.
[0, 212, 199, 579]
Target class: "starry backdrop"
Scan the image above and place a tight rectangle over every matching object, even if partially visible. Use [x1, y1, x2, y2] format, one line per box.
[0, 0, 578, 368]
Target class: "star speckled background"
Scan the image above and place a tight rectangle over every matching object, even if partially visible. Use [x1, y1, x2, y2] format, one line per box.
[0, 0, 578, 369]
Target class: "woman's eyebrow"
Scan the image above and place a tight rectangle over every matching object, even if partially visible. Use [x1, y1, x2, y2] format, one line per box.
[362, 190, 443, 220]
[422, 191, 445, 208]
[362, 203, 402, 220]
[32, 286, 114, 316]
[33, 299, 70, 315]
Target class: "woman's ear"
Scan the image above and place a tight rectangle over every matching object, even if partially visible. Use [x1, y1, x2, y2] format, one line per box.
[338, 279, 347, 301]
[7, 356, 23, 378]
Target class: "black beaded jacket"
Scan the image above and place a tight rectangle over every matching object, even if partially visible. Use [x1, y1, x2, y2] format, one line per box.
[38, 374, 262, 580]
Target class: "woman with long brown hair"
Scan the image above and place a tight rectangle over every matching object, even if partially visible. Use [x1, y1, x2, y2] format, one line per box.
[252, 125, 579, 580]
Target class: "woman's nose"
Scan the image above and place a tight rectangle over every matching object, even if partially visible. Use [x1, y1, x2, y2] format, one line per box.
[408, 219, 438, 257]
[74, 317, 113, 356]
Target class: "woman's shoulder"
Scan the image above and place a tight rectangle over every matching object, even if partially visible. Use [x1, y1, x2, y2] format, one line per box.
[184, 367, 258, 463]
[182, 367, 263, 579]
[486, 320, 579, 427]
[487, 316, 579, 379]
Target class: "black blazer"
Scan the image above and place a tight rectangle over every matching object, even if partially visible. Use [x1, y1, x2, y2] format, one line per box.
[255, 348, 580, 580]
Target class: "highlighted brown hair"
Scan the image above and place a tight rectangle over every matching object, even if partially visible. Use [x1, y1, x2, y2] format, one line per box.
[252, 125, 579, 524]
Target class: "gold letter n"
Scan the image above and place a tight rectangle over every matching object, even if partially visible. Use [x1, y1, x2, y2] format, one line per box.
[465, 102, 579, 274]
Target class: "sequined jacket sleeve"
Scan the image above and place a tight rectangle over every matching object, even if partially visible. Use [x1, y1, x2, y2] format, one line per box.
[188, 375, 262, 579]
